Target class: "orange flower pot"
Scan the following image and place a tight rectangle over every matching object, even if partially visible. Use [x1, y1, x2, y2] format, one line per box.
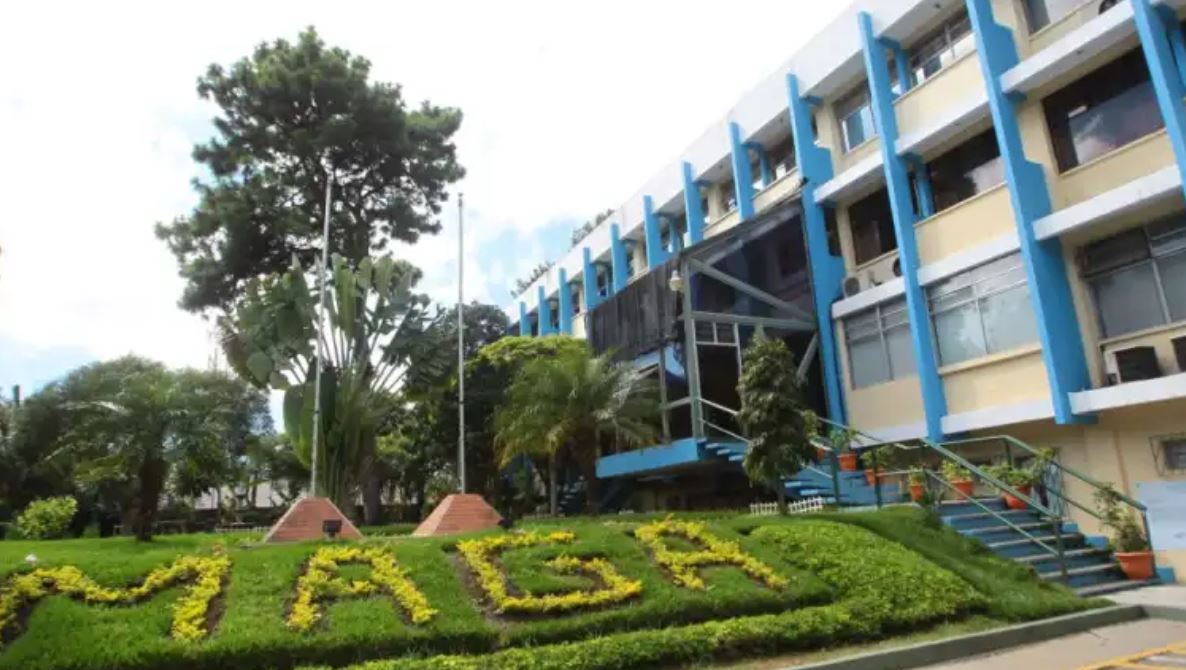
[1115, 551, 1155, 581]
[838, 453, 858, 471]
[909, 483, 926, 502]
[1003, 484, 1031, 510]
[816, 447, 828, 462]
[951, 480, 974, 497]
[864, 468, 886, 486]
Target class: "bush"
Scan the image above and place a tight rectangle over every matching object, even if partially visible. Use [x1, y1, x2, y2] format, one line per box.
[15, 497, 78, 540]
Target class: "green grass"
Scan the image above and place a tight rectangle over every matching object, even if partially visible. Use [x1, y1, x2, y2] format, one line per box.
[0, 507, 1102, 670]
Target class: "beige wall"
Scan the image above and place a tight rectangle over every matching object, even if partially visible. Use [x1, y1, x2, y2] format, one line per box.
[895, 53, 985, 142]
[915, 184, 1014, 265]
[752, 168, 801, 214]
[1054, 131, 1175, 209]
[941, 348, 1050, 414]
[835, 320, 926, 430]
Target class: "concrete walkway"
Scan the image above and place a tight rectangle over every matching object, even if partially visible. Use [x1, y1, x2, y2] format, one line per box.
[918, 618, 1186, 670]
[1105, 585, 1186, 611]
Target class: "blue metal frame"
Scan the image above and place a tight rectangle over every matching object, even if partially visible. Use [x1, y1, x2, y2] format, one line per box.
[557, 268, 573, 334]
[643, 195, 670, 269]
[786, 73, 847, 424]
[747, 141, 773, 188]
[860, 11, 947, 441]
[518, 302, 532, 337]
[582, 247, 601, 312]
[610, 224, 630, 292]
[964, 0, 1092, 425]
[537, 285, 555, 336]
[908, 154, 935, 219]
[682, 162, 706, 245]
[728, 122, 757, 220]
[1133, 0, 1186, 204]
[596, 438, 705, 478]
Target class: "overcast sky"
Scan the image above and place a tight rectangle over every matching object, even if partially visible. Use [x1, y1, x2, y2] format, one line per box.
[0, 1, 846, 393]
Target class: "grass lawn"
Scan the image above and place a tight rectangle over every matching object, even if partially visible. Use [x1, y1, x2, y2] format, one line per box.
[0, 507, 1103, 670]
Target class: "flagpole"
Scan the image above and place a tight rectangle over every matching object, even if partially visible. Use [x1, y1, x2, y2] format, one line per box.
[310, 169, 333, 498]
[457, 193, 467, 494]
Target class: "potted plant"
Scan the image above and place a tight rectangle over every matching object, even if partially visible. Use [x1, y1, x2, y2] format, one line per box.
[802, 411, 828, 462]
[982, 464, 1037, 510]
[1095, 485, 1154, 580]
[941, 461, 974, 498]
[907, 468, 928, 503]
[864, 446, 895, 486]
[829, 427, 859, 472]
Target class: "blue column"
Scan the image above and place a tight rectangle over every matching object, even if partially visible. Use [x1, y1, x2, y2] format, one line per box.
[859, 11, 947, 441]
[682, 162, 706, 245]
[643, 195, 670, 268]
[890, 41, 911, 95]
[537, 285, 554, 336]
[728, 122, 756, 220]
[609, 224, 630, 291]
[965, 0, 1092, 425]
[582, 248, 600, 312]
[748, 143, 772, 187]
[910, 155, 935, 219]
[518, 302, 531, 336]
[787, 73, 846, 424]
[1133, 0, 1186, 204]
[557, 268, 573, 334]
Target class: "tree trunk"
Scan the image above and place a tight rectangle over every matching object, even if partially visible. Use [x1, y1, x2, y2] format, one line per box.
[548, 455, 558, 516]
[136, 455, 167, 542]
[362, 472, 383, 525]
[581, 456, 601, 516]
[776, 483, 787, 515]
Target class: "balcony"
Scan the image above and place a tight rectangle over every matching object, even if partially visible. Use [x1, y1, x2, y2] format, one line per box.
[939, 345, 1050, 416]
[1071, 323, 1186, 413]
[894, 52, 986, 147]
[915, 184, 1014, 266]
[752, 167, 802, 215]
[1054, 129, 1175, 209]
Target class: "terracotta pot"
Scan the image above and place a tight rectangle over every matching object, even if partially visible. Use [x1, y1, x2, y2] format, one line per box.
[1115, 551, 1155, 581]
[952, 479, 974, 497]
[1003, 484, 1032, 510]
[838, 453, 858, 471]
[815, 447, 828, 462]
[864, 468, 886, 486]
[909, 483, 926, 502]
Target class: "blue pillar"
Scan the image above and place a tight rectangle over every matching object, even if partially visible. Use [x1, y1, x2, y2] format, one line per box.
[749, 143, 772, 187]
[728, 122, 756, 220]
[609, 224, 630, 291]
[537, 285, 554, 336]
[965, 0, 1092, 424]
[860, 11, 947, 441]
[518, 302, 531, 337]
[557, 268, 573, 334]
[583, 246, 602, 313]
[890, 41, 911, 95]
[787, 73, 846, 424]
[910, 155, 935, 219]
[1133, 0, 1186, 204]
[643, 195, 670, 268]
[682, 162, 706, 245]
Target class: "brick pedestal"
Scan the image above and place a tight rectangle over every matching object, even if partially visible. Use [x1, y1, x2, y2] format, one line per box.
[413, 494, 503, 537]
[264, 496, 362, 543]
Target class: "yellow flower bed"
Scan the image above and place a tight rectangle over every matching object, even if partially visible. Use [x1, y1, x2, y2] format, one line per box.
[634, 518, 787, 591]
[457, 531, 642, 614]
[0, 549, 230, 646]
[287, 545, 436, 632]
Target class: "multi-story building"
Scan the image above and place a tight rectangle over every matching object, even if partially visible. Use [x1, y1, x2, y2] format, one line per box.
[504, 0, 1186, 585]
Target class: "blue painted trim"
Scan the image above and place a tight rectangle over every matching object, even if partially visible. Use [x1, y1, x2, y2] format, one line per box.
[860, 11, 947, 442]
[518, 302, 531, 337]
[910, 155, 935, 219]
[1133, 0, 1186, 207]
[537, 285, 554, 336]
[610, 224, 630, 292]
[728, 122, 756, 220]
[582, 248, 600, 312]
[787, 73, 846, 425]
[557, 268, 573, 334]
[596, 438, 704, 478]
[1157, 565, 1176, 584]
[891, 41, 912, 95]
[1061, 521, 1080, 534]
[747, 141, 773, 187]
[965, 0, 1093, 425]
[682, 162, 706, 245]
[1084, 534, 1109, 550]
[642, 195, 670, 269]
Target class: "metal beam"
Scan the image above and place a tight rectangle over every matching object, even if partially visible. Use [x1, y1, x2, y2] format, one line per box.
[690, 311, 813, 332]
[681, 258, 704, 438]
[687, 257, 815, 323]
[797, 332, 819, 383]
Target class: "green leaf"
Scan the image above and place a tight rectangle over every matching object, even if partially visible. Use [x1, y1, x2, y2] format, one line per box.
[245, 351, 273, 385]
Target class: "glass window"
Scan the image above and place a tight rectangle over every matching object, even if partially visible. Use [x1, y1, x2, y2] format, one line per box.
[908, 12, 975, 86]
[927, 253, 1037, 366]
[1083, 215, 1186, 338]
[719, 179, 737, 214]
[1024, 0, 1112, 33]
[844, 298, 916, 389]
[848, 188, 897, 265]
[836, 85, 877, 153]
[768, 136, 796, 179]
[925, 129, 1004, 212]
[1164, 438, 1186, 471]
[1043, 48, 1162, 172]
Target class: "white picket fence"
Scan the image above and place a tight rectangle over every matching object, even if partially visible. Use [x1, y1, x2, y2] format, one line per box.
[749, 496, 825, 516]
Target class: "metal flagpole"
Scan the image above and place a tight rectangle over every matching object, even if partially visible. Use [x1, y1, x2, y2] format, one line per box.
[310, 169, 333, 498]
[457, 193, 467, 494]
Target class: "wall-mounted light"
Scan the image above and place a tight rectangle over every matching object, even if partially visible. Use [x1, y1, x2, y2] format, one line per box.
[668, 269, 684, 293]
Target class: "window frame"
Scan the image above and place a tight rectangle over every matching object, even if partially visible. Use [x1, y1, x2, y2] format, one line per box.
[835, 84, 877, 154]
[844, 297, 915, 389]
[907, 11, 974, 87]
[927, 253, 1036, 366]
[1083, 216, 1186, 339]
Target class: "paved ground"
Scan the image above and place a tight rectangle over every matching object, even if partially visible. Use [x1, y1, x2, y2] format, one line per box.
[1106, 585, 1186, 609]
[919, 618, 1186, 670]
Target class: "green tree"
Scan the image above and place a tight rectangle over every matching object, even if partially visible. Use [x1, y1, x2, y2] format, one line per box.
[737, 335, 813, 514]
[222, 254, 447, 515]
[156, 27, 464, 315]
[494, 346, 659, 515]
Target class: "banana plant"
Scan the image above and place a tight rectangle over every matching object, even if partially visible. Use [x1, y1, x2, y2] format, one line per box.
[220, 254, 447, 511]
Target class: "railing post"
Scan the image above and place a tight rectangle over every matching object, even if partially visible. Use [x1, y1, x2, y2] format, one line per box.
[874, 458, 883, 510]
[830, 452, 842, 506]
[1053, 515, 1068, 581]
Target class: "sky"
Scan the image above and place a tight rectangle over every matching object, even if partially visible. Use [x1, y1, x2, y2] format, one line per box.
[0, 0, 846, 395]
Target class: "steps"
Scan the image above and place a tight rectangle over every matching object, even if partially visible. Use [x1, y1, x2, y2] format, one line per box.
[935, 497, 1141, 595]
[702, 439, 894, 506]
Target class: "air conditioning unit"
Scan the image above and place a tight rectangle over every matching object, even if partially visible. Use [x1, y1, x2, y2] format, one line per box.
[1112, 346, 1162, 383]
[865, 254, 900, 287]
[842, 276, 862, 298]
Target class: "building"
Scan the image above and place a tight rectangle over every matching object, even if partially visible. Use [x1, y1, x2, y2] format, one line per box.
[504, 0, 1186, 586]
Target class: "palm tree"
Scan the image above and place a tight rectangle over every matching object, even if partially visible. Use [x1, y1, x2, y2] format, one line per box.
[494, 347, 659, 515]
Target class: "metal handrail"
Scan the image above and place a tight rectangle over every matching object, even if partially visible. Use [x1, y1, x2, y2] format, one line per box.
[702, 419, 747, 445]
[700, 397, 739, 417]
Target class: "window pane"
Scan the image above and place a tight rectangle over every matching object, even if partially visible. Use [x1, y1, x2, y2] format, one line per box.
[1082, 228, 1151, 275]
[1092, 263, 1165, 338]
[885, 324, 917, 378]
[1026, 0, 1087, 32]
[934, 302, 987, 365]
[1158, 251, 1186, 322]
[850, 337, 891, 388]
[845, 310, 880, 340]
[980, 285, 1039, 354]
[849, 189, 897, 264]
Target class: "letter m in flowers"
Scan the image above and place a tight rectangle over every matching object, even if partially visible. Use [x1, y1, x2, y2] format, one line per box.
[634, 519, 787, 590]
[288, 546, 436, 632]
[0, 552, 231, 647]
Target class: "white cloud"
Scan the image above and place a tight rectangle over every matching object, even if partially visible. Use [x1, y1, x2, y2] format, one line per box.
[0, 0, 844, 385]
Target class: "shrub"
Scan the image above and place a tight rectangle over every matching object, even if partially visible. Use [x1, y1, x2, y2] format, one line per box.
[15, 497, 78, 540]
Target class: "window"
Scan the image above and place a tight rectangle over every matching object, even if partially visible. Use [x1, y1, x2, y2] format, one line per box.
[596, 266, 610, 296]
[926, 129, 1004, 212]
[1082, 215, 1186, 339]
[927, 253, 1038, 366]
[845, 298, 917, 388]
[1024, 0, 1116, 33]
[769, 136, 796, 180]
[836, 85, 877, 153]
[571, 287, 581, 314]
[1043, 48, 1161, 172]
[908, 12, 974, 86]
[719, 179, 737, 214]
[1163, 438, 1186, 471]
[848, 188, 897, 265]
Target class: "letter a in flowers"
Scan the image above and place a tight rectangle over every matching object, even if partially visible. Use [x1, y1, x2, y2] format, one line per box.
[634, 518, 788, 590]
[288, 546, 437, 632]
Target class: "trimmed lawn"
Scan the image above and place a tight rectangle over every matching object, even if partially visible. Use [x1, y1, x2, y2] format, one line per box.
[0, 507, 1103, 670]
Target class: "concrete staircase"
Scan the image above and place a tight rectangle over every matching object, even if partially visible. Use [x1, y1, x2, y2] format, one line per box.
[702, 440, 890, 506]
[935, 496, 1150, 596]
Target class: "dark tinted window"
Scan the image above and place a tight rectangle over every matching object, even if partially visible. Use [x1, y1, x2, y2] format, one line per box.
[849, 188, 897, 264]
[926, 129, 1004, 212]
